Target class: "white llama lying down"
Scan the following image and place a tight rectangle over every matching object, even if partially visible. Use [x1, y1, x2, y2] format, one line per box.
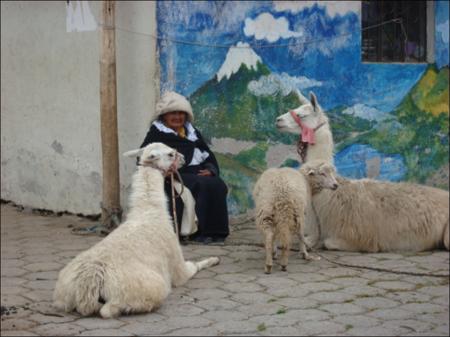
[53, 142, 220, 318]
[276, 91, 449, 252]
[252, 160, 339, 274]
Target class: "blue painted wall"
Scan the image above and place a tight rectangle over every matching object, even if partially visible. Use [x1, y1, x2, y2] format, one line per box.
[157, 1, 449, 215]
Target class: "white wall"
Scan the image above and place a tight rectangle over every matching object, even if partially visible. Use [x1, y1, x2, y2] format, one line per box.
[1, 1, 158, 215]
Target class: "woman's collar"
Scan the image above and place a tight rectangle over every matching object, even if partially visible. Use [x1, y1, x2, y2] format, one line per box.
[153, 120, 198, 141]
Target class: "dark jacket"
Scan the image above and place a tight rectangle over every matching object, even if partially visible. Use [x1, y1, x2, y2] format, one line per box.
[139, 124, 220, 176]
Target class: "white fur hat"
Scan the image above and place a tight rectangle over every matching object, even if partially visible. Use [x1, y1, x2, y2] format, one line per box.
[154, 91, 194, 122]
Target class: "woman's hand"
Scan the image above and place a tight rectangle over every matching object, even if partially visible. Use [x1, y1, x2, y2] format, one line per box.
[198, 169, 213, 176]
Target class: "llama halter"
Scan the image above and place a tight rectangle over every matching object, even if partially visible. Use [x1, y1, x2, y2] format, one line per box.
[137, 152, 185, 237]
[138, 152, 181, 177]
[289, 110, 326, 162]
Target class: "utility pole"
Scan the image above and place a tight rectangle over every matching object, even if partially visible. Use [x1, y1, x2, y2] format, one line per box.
[99, 0, 122, 231]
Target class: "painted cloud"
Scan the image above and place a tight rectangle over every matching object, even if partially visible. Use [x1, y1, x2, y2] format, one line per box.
[273, 1, 360, 17]
[248, 73, 322, 97]
[244, 12, 303, 42]
[342, 104, 389, 122]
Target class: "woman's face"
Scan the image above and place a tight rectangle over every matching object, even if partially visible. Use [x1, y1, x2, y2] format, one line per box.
[162, 111, 186, 130]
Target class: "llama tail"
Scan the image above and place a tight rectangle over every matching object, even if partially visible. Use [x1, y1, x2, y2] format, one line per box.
[74, 261, 106, 316]
[54, 261, 106, 316]
[273, 199, 295, 248]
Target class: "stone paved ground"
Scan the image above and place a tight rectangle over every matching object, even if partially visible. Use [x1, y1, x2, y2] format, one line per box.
[1, 203, 449, 336]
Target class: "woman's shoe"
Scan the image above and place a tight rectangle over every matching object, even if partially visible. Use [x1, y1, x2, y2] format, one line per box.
[212, 236, 226, 243]
[188, 234, 225, 245]
[180, 236, 189, 245]
[190, 235, 212, 244]
[202, 236, 213, 244]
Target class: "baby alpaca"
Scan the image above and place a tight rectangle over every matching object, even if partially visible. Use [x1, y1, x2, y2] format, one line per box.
[253, 161, 338, 274]
[53, 142, 220, 318]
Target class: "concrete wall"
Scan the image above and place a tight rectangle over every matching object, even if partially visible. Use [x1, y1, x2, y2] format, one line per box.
[1, 1, 158, 215]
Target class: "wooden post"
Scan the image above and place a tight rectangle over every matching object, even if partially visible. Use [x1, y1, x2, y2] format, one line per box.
[100, 0, 122, 230]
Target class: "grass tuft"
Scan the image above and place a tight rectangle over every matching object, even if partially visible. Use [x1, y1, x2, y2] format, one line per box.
[257, 323, 266, 331]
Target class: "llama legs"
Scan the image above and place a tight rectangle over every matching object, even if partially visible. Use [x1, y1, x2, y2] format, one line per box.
[298, 231, 321, 261]
[296, 213, 320, 261]
[323, 237, 359, 251]
[259, 216, 275, 274]
[193, 257, 220, 272]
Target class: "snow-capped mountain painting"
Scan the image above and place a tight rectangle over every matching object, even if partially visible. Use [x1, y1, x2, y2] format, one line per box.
[216, 42, 262, 81]
[157, 0, 449, 215]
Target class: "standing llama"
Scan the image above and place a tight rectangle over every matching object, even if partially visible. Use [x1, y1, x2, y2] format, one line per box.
[253, 160, 339, 274]
[53, 143, 220, 318]
[275, 91, 449, 252]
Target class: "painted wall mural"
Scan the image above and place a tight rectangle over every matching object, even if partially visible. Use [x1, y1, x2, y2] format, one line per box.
[157, 1, 449, 215]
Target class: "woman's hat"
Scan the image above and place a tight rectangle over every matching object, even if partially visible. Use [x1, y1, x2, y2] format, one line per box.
[155, 91, 194, 122]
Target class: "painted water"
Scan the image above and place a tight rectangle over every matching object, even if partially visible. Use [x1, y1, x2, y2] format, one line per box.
[335, 144, 406, 182]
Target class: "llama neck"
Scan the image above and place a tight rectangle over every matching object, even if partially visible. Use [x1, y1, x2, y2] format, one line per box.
[299, 170, 322, 196]
[305, 123, 334, 164]
[309, 183, 326, 195]
[127, 167, 167, 214]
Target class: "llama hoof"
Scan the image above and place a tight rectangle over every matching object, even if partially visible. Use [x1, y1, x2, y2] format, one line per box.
[304, 254, 321, 261]
[281, 265, 287, 272]
[100, 303, 121, 318]
[264, 265, 272, 274]
[304, 237, 315, 249]
[212, 257, 220, 266]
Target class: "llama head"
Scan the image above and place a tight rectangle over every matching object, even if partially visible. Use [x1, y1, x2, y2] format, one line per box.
[276, 90, 327, 134]
[123, 142, 185, 173]
[300, 160, 339, 191]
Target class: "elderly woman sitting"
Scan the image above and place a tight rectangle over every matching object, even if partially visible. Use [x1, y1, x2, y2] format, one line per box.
[139, 91, 229, 244]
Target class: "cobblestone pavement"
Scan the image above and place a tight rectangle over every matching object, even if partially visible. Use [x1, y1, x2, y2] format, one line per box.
[1, 203, 449, 336]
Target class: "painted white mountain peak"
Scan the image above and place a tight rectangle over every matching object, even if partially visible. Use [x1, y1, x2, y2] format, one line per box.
[216, 42, 262, 82]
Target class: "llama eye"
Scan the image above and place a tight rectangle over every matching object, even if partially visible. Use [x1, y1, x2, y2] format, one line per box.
[168, 153, 174, 157]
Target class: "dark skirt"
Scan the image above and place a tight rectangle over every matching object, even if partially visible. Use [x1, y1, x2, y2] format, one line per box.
[165, 169, 229, 239]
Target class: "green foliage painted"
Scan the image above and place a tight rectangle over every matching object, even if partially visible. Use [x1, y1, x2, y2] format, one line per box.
[215, 152, 259, 214]
[190, 62, 298, 145]
[356, 65, 449, 184]
[280, 158, 300, 168]
[234, 142, 269, 173]
[328, 106, 376, 148]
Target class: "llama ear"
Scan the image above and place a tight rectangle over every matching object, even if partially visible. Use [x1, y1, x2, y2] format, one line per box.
[294, 89, 310, 105]
[310, 92, 319, 112]
[123, 148, 143, 157]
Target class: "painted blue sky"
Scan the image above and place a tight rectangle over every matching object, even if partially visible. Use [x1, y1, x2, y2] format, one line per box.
[157, 1, 448, 112]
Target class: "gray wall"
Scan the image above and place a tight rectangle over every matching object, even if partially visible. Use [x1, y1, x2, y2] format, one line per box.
[1, 1, 159, 215]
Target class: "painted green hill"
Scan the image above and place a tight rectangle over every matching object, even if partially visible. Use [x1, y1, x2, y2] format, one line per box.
[357, 64, 449, 186]
[400, 64, 449, 119]
[327, 105, 376, 150]
[189, 62, 299, 145]
[214, 152, 261, 215]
